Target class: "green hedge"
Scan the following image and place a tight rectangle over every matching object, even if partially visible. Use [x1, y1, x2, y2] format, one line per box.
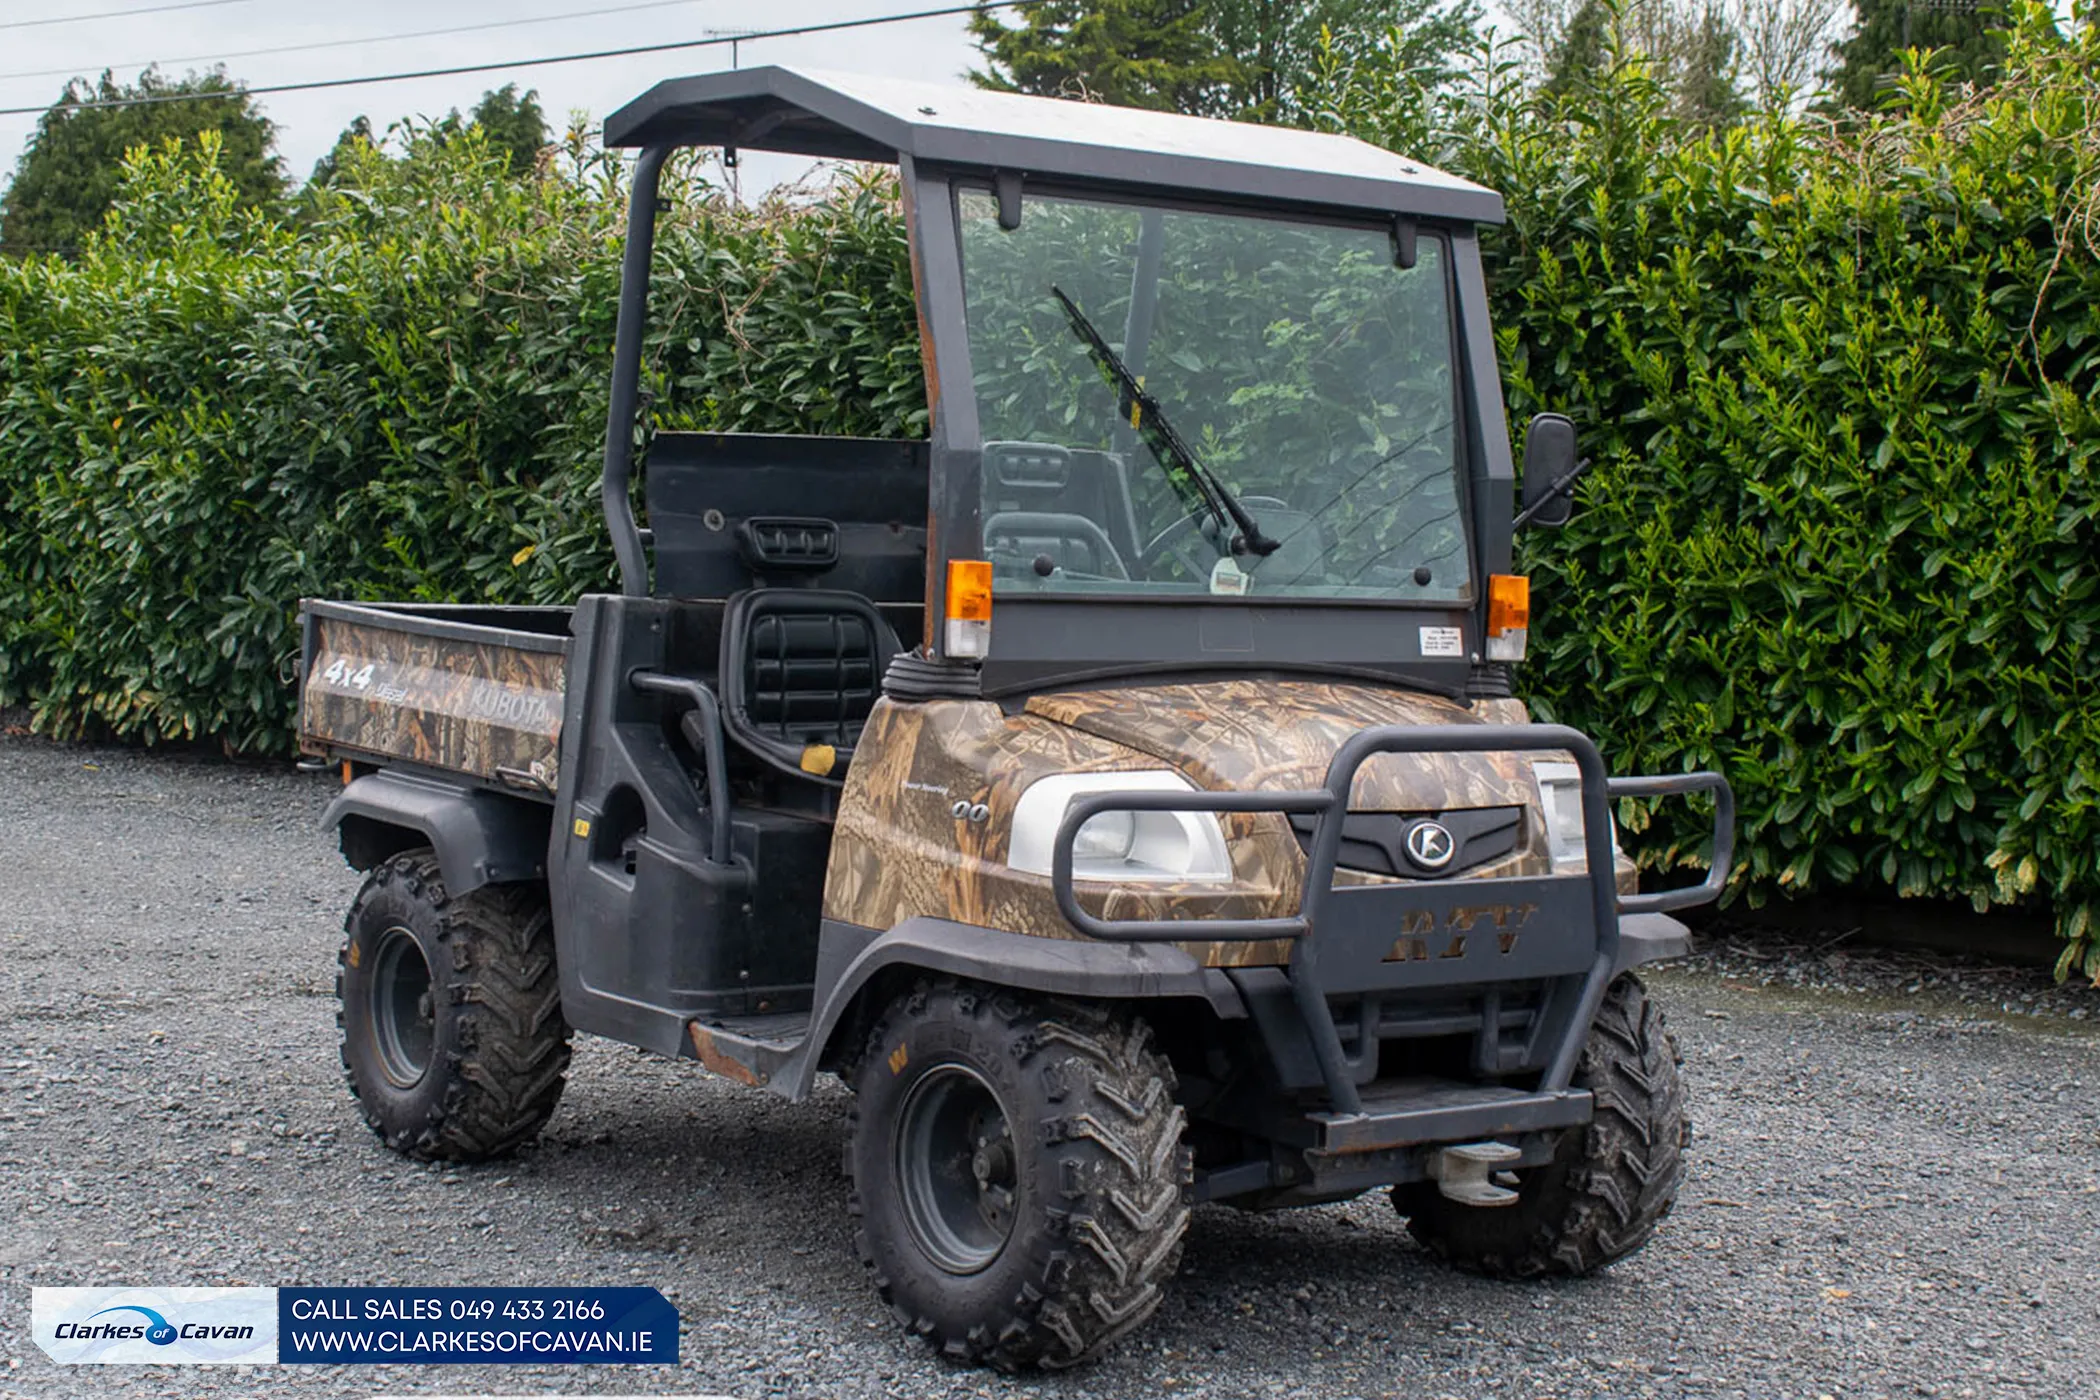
[1453, 10, 2098, 972]
[0, 130, 920, 751]
[0, 10, 2094, 969]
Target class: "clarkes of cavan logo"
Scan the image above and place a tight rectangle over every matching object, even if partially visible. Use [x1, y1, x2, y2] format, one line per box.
[57, 1305, 180, 1345]
[34, 1287, 279, 1365]
[1405, 819, 1456, 870]
[53, 1304, 251, 1346]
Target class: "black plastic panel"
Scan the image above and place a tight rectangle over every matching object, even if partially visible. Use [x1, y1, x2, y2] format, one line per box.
[645, 432, 929, 603]
[982, 598, 1474, 696]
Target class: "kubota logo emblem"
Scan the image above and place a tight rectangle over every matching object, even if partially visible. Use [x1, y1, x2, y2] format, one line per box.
[1405, 820, 1456, 870]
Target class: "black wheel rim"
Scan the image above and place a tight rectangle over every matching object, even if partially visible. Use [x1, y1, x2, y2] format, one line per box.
[370, 925, 435, 1087]
[895, 1063, 1018, 1275]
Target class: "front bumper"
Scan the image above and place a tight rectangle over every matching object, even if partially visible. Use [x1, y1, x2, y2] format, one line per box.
[1050, 723, 1733, 1152]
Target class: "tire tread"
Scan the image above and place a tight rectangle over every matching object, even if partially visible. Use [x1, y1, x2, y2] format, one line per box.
[1398, 973, 1688, 1278]
[336, 850, 571, 1162]
[846, 982, 1190, 1371]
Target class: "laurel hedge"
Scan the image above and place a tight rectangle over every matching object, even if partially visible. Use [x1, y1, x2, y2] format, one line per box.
[0, 130, 920, 751]
[1461, 8, 2099, 973]
[0, 6, 2093, 968]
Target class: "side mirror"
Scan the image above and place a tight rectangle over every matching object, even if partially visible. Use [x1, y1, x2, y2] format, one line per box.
[1519, 413, 1579, 529]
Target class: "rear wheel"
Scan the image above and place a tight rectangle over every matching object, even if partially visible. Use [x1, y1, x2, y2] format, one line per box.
[337, 849, 571, 1161]
[1395, 973, 1688, 1277]
[847, 980, 1190, 1370]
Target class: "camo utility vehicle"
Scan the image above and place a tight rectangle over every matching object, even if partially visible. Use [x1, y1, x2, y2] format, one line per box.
[301, 67, 1734, 1370]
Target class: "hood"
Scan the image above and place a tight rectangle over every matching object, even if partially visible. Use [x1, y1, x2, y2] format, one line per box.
[1025, 680, 1543, 812]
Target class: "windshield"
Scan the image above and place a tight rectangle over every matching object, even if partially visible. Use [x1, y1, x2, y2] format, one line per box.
[958, 189, 1471, 604]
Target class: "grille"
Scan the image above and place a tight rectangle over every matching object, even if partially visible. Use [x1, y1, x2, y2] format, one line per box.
[1288, 806, 1523, 879]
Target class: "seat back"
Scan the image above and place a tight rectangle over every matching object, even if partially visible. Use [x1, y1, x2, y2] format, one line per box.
[981, 441, 1142, 564]
[719, 589, 902, 782]
[984, 510, 1132, 579]
[644, 431, 929, 605]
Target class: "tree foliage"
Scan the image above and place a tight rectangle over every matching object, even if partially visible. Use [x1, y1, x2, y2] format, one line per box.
[1543, 0, 1615, 98]
[1672, 6, 1751, 129]
[0, 127, 917, 754]
[968, 0, 1482, 120]
[1827, 0, 2006, 109]
[1440, 1, 2100, 970]
[1728, 0, 1849, 109]
[1205, 0, 1486, 121]
[308, 87, 549, 191]
[0, 67, 283, 256]
[1541, 0, 1748, 126]
[308, 115, 375, 189]
[460, 84, 550, 176]
[968, 0, 1242, 111]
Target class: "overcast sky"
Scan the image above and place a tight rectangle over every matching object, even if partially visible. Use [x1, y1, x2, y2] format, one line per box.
[0, 0, 986, 194]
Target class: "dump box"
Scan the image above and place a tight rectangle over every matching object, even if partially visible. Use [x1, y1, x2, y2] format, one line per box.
[297, 601, 571, 796]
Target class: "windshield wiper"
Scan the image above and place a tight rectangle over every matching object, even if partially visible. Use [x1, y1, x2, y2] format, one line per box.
[1050, 285, 1279, 558]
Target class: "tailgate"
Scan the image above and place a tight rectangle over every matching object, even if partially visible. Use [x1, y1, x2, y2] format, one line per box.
[299, 601, 569, 792]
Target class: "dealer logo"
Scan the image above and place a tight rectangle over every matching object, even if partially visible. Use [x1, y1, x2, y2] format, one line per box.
[34, 1287, 278, 1365]
[57, 1305, 183, 1345]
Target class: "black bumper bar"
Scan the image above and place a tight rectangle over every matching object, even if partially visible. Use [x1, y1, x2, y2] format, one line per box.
[1050, 724, 1733, 1119]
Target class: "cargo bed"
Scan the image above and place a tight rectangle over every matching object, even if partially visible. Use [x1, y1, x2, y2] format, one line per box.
[298, 601, 571, 797]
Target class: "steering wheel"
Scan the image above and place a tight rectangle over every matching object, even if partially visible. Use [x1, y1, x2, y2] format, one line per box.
[1139, 509, 1230, 584]
[983, 511, 1131, 581]
[1140, 497, 1318, 587]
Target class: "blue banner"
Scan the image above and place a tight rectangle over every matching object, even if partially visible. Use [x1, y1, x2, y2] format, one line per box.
[278, 1287, 678, 1365]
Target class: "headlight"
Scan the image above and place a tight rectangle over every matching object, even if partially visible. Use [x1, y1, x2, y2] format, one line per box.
[1006, 771, 1233, 883]
[1531, 760, 1614, 869]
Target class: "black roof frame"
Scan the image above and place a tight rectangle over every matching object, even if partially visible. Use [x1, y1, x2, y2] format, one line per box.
[604, 66, 1504, 225]
[596, 66, 1517, 692]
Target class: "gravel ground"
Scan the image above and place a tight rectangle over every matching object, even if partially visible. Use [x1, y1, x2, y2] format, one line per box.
[3, 733, 2098, 1400]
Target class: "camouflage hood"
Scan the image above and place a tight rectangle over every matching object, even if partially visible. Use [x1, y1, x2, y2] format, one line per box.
[1024, 680, 1540, 812]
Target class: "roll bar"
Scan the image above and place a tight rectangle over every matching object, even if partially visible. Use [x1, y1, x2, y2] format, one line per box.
[602, 144, 670, 597]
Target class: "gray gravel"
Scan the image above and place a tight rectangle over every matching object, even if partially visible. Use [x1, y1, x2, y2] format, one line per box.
[3, 733, 2098, 1400]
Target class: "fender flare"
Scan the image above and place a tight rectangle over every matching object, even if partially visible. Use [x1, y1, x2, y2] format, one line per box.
[1613, 911, 1692, 978]
[780, 916, 1248, 1099]
[321, 770, 551, 897]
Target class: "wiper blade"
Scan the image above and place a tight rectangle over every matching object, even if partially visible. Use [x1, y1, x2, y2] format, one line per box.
[1049, 285, 1279, 558]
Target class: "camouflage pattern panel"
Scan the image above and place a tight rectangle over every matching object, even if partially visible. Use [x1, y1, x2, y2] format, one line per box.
[823, 698, 1306, 967]
[826, 683, 1597, 969]
[1468, 697, 1531, 726]
[1025, 680, 1558, 813]
[300, 610, 565, 790]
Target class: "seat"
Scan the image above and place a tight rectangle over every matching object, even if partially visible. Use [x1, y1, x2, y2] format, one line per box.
[984, 510, 1132, 579]
[718, 589, 903, 784]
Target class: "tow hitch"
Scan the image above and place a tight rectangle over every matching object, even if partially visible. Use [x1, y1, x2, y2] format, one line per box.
[1429, 1141, 1523, 1206]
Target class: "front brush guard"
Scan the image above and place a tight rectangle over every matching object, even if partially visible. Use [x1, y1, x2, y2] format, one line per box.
[1050, 723, 1733, 1121]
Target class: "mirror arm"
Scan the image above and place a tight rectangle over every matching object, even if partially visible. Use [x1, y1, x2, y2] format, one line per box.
[1514, 455, 1593, 530]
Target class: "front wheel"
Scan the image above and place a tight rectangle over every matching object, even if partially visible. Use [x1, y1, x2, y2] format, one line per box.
[847, 981, 1190, 1370]
[1395, 973, 1689, 1277]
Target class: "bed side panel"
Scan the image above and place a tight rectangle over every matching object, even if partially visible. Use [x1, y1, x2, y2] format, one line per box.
[300, 613, 566, 788]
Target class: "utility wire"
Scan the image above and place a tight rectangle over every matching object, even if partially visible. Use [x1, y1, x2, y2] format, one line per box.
[0, 1, 1034, 117]
[0, 0, 720, 85]
[0, 0, 254, 31]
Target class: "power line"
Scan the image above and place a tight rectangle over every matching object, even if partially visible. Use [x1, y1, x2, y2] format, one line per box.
[0, 0, 719, 86]
[0, 1, 1032, 117]
[0, 0, 254, 31]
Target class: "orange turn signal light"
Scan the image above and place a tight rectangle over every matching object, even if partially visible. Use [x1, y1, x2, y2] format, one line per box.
[1486, 573, 1530, 662]
[945, 559, 993, 659]
[1486, 573, 1529, 635]
[946, 559, 993, 621]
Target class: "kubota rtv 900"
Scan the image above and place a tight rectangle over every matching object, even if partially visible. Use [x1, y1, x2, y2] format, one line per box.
[299, 66, 1733, 1370]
